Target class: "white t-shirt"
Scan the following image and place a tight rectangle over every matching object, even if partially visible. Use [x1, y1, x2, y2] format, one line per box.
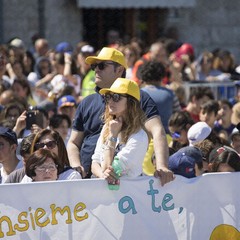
[20, 168, 81, 183]
[1, 160, 23, 184]
[51, 74, 81, 95]
[58, 168, 82, 180]
[27, 72, 38, 86]
[92, 128, 149, 178]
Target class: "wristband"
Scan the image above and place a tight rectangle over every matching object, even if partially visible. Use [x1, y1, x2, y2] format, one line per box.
[108, 136, 117, 142]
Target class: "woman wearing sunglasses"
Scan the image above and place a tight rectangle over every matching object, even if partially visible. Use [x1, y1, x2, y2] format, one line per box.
[91, 78, 149, 183]
[25, 149, 59, 182]
[21, 129, 81, 182]
[168, 111, 194, 152]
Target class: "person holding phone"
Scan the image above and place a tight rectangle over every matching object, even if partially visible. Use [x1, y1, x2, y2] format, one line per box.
[13, 107, 49, 138]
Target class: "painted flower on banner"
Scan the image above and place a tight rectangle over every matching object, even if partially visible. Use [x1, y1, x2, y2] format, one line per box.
[210, 224, 240, 240]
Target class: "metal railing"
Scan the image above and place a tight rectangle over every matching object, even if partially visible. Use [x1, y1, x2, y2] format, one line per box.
[183, 81, 237, 101]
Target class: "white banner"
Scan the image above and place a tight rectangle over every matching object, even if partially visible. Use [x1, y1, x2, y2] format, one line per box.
[1, 173, 240, 240]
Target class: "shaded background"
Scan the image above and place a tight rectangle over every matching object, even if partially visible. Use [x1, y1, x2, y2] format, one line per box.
[0, 0, 240, 60]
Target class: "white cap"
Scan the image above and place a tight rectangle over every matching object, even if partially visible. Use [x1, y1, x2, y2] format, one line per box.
[9, 38, 25, 48]
[81, 45, 94, 53]
[187, 121, 212, 146]
[230, 127, 240, 141]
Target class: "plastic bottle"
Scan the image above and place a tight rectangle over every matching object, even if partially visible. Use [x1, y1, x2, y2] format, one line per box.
[108, 156, 122, 190]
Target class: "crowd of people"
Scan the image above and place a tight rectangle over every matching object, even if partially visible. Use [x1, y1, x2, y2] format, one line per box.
[1, 34, 240, 186]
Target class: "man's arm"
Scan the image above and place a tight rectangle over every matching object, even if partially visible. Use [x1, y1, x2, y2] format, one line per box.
[67, 130, 86, 178]
[145, 116, 174, 186]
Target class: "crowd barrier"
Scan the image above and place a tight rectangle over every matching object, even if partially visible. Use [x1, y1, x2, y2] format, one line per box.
[1, 173, 240, 239]
[183, 81, 237, 101]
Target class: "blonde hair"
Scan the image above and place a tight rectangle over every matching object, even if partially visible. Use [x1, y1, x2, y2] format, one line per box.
[102, 96, 148, 144]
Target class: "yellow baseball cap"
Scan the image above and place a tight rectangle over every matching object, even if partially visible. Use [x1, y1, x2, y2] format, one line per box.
[85, 47, 127, 69]
[99, 78, 140, 101]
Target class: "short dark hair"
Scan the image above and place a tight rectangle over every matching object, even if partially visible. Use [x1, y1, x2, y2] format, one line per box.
[188, 87, 214, 102]
[1, 135, 15, 146]
[168, 111, 194, 129]
[32, 107, 49, 120]
[200, 100, 219, 116]
[25, 148, 60, 178]
[12, 78, 32, 98]
[20, 133, 36, 157]
[218, 99, 233, 109]
[113, 62, 126, 78]
[121, 69, 126, 78]
[49, 114, 71, 128]
[209, 146, 240, 172]
[140, 61, 166, 83]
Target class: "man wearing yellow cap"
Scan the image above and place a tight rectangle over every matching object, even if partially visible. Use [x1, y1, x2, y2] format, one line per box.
[67, 47, 174, 185]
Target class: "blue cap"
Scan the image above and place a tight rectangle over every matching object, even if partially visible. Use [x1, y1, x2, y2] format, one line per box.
[57, 95, 76, 109]
[168, 146, 202, 178]
[0, 127, 18, 145]
[55, 42, 73, 54]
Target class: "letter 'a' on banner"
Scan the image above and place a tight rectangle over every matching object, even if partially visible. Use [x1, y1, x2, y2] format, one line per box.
[0, 173, 240, 239]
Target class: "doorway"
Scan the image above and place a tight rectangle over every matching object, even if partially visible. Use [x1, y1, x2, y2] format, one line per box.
[82, 8, 169, 50]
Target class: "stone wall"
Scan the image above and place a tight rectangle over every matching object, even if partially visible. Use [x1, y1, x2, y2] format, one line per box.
[1, 0, 240, 61]
[1, 0, 82, 49]
[175, 0, 240, 60]
[44, 0, 82, 48]
[2, 0, 39, 46]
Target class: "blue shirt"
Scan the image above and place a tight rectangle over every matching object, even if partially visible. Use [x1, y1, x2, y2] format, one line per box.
[213, 121, 235, 137]
[142, 85, 175, 134]
[72, 89, 159, 174]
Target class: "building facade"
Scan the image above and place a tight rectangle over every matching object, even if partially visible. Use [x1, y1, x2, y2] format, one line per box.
[1, 0, 240, 60]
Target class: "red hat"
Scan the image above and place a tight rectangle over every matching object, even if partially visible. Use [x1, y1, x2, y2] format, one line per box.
[175, 43, 194, 59]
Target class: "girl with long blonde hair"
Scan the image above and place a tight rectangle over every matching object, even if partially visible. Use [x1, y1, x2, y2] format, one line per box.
[91, 78, 149, 182]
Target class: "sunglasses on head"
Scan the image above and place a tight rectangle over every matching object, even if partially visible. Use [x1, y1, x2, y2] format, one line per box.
[104, 93, 127, 103]
[90, 62, 116, 71]
[35, 140, 57, 150]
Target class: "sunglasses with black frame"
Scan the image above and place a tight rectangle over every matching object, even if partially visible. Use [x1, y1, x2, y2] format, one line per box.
[35, 140, 57, 150]
[90, 62, 117, 71]
[104, 93, 128, 103]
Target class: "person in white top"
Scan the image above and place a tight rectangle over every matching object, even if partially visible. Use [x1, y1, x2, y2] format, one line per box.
[0, 126, 23, 183]
[50, 53, 81, 96]
[91, 78, 149, 182]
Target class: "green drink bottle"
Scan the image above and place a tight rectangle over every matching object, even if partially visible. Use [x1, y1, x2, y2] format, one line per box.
[108, 156, 122, 190]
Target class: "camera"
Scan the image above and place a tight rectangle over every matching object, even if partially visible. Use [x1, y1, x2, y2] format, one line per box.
[26, 110, 44, 130]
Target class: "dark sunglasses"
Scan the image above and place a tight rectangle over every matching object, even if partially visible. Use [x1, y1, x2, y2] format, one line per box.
[170, 125, 186, 139]
[104, 93, 127, 103]
[90, 62, 116, 71]
[35, 140, 57, 150]
[171, 131, 181, 139]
